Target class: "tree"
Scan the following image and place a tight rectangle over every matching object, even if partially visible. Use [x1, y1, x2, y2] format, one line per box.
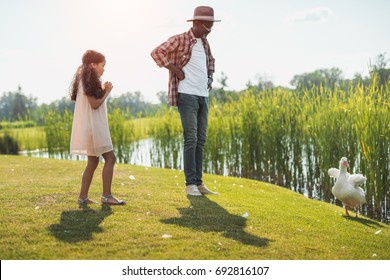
[12, 92, 28, 120]
[0, 86, 37, 121]
[254, 74, 274, 91]
[209, 72, 240, 104]
[290, 68, 343, 90]
[47, 97, 74, 116]
[0, 92, 14, 120]
[156, 91, 168, 105]
[343, 73, 370, 88]
[108, 91, 151, 118]
[370, 53, 390, 86]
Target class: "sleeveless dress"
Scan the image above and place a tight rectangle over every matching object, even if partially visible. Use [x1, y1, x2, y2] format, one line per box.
[70, 81, 113, 156]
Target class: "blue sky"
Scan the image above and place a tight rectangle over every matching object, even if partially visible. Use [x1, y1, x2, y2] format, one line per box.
[1, 0, 389, 104]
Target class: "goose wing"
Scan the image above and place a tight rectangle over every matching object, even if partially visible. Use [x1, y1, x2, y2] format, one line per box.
[328, 168, 340, 178]
[348, 174, 367, 187]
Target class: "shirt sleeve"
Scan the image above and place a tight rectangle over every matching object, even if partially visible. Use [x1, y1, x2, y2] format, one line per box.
[208, 55, 215, 74]
[151, 35, 180, 68]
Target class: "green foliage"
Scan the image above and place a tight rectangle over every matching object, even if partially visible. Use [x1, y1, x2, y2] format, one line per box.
[0, 120, 36, 129]
[0, 127, 46, 152]
[370, 52, 390, 86]
[290, 67, 344, 90]
[107, 91, 162, 118]
[202, 79, 390, 222]
[0, 133, 19, 154]
[108, 108, 135, 163]
[0, 86, 38, 121]
[290, 54, 390, 91]
[43, 109, 73, 159]
[149, 108, 182, 169]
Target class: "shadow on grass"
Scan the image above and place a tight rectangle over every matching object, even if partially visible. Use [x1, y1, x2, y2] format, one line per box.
[161, 196, 271, 248]
[343, 215, 385, 228]
[48, 205, 112, 243]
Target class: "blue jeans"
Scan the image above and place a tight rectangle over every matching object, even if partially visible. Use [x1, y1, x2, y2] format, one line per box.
[178, 93, 209, 186]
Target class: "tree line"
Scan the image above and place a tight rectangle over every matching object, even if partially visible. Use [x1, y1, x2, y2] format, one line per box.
[0, 90, 164, 125]
[1, 53, 389, 124]
[211, 53, 389, 103]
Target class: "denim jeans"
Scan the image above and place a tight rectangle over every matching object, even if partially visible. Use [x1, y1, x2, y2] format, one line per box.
[178, 93, 209, 186]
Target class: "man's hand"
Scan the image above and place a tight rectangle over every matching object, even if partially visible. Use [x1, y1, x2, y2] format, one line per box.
[207, 76, 213, 90]
[165, 64, 185, 81]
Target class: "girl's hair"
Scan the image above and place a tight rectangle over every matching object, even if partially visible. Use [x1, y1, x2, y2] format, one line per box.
[70, 50, 106, 101]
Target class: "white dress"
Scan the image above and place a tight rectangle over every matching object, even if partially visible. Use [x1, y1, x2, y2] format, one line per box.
[70, 81, 113, 156]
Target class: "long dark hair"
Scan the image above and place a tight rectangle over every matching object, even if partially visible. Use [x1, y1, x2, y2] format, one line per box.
[70, 50, 106, 101]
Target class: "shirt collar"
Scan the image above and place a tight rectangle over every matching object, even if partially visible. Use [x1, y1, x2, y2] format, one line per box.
[189, 28, 208, 44]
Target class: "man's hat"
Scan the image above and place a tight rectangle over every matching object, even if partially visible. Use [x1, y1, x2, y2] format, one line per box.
[187, 6, 221, 22]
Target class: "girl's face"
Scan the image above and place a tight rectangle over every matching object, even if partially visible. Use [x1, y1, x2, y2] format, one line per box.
[92, 60, 106, 78]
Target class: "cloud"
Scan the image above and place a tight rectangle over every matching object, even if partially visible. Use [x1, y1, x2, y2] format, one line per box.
[286, 7, 333, 23]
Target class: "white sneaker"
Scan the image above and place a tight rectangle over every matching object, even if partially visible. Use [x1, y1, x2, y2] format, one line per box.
[186, 184, 202, 196]
[198, 184, 219, 195]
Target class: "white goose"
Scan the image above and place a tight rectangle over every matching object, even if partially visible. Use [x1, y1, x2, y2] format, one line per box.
[328, 157, 367, 217]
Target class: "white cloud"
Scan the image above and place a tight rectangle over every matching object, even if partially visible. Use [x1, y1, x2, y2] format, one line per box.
[286, 7, 334, 23]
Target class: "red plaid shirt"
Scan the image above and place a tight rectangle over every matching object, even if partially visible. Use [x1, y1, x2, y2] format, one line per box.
[151, 28, 215, 106]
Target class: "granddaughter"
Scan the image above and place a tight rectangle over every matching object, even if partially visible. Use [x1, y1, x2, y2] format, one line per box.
[69, 50, 125, 205]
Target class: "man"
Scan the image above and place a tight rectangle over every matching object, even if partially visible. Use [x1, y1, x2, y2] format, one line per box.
[151, 6, 220, 196]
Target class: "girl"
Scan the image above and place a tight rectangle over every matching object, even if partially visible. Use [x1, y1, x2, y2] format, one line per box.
[70, 50, 125, 205]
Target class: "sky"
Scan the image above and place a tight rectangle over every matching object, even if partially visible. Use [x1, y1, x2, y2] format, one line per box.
[1, 0, 389, 104]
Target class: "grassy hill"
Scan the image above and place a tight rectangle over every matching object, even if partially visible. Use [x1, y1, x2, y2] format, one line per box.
[0, 155, 389, 260]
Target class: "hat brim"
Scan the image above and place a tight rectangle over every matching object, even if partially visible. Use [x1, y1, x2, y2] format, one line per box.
[187, 17, 221, 22]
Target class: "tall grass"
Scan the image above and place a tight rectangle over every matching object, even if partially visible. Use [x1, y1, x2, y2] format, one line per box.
[108, 108, 135, 163]
[149, 108, 182, 169]
[200, 79, 390, 222]
[43, 110, 73, 159]
[0, 126, 46, 152]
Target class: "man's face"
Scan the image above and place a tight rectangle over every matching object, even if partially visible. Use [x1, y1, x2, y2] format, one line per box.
[195, 20, 214, 37]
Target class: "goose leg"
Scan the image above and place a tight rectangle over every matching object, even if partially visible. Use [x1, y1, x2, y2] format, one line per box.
[355, 208, 359, 218]
[345, 206, 350, 216]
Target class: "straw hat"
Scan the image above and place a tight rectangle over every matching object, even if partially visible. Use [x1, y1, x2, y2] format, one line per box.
[187, 6, 221, 22]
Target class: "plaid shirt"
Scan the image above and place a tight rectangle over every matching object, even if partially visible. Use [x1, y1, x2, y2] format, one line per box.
[151, 28, 215, 106]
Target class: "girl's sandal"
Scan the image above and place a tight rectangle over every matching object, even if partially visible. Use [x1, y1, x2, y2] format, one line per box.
[77, 197, 98, 205]
[101, 194, 126, 205]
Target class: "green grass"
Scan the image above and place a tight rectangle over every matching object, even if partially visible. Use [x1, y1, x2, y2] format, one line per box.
[0, 155, 389, 260]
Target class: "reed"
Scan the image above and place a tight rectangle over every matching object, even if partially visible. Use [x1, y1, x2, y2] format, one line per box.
[43, 109, 72, 159]
[204, 104, 229, 175]
[149, 108, 182, 169]
[108, 108, 135, 163]
[0, 126, 46, 151]
[201, 79, 389, 222]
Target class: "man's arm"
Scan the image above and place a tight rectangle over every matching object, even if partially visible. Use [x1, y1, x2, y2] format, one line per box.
[151, 36, 185, 80]
[165, 63, 185, 81]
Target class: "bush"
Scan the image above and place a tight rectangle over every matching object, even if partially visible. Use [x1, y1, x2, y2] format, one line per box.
[0, 134, 19, 154]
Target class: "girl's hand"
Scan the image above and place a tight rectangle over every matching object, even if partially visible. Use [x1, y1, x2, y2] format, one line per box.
[103, 81, 113, 94]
